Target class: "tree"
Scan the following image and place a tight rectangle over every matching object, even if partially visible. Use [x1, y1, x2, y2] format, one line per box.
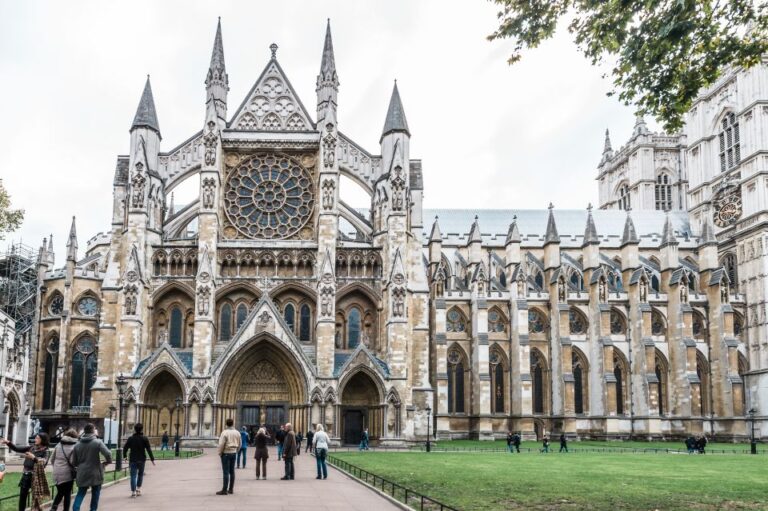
[0, 180, 24, 240]
[488, 0, 768, 131]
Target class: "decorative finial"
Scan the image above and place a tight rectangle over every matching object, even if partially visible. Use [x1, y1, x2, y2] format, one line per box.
[548, 202, 554, 210]
[513, 214, 517, 221]
[474, 215, 478, 221]
[587, 203, 593, 212]
[270, 43, 278, 59]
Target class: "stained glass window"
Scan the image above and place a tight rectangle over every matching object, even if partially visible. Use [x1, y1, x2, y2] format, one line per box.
[49, 294, 64, 315]
[70, 336, 97, 408]
[42, 336, 59, 410]
[610, 310, 625, 335]
[284, 303, 296, 332]
[569, 309, 587, 335]
[219, 304, 232, 342]
[169, 307, 183, 348]
[77, 296, 99, 316]
[651, 311, 665, 336]
[348, 307, 361, 349]
[299, 304, 311, 342]
[448, 349, 465, 413]
[446, 309, 466, 333]
[488, 309, 505, 333]
[528, 310, 545, 333]
[236, 304, 248, 331]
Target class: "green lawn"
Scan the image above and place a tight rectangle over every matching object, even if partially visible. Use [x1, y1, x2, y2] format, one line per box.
[333, 451, 768, 510]
[0, 469, 127, 501]
[416, 438, 760, 453]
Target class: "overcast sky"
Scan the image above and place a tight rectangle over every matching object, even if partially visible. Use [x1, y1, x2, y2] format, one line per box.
[0, 0, 660, 262]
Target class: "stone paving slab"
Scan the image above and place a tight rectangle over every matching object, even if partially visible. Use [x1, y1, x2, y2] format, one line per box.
[92, 447, 401, 510]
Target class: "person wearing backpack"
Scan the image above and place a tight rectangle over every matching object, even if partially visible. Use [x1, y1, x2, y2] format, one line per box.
[122, 423, 155, 498]
[49, 428, 79, 511]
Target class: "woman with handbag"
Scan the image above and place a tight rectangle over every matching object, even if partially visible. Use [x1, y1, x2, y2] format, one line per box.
[1, 433, 51, 511]
[48, 428, 79, 511]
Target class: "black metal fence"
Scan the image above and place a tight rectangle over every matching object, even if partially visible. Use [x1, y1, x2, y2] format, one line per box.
[327, 454, 460, 511]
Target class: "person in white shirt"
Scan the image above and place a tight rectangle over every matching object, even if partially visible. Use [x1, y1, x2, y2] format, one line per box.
[312, 424, 330, 480]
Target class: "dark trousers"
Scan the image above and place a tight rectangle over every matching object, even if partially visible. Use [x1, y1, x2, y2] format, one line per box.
[129, 461, 146, 491]
[236, 447, 247, 468]
[284, 457, 295, 479]
[255, 454, 268, 478]
[18, 473, 32, 511]
[221, 453, 236, 491]
[52, 479, 75, 511]
[73, 485, 102, 511]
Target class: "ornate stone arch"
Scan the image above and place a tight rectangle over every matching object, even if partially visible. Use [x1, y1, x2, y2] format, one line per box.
[338, 365, 386, 405]
[651, 307, 667, 336]
[530, 347, 549, 415]
[571, 346, 589, 414]
[610, 307, 627, 335]
[138, 364, 188, 403]
[447, 343, 469, 414]
[489, 343, 508, 414]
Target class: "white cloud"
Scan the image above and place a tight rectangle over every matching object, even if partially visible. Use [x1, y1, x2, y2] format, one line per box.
[0, 0, 660, 261]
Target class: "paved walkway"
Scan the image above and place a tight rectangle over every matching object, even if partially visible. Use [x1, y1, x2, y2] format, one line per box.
[93, 447, 401, 511]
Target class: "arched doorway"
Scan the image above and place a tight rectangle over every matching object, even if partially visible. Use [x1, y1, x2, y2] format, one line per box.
[141, 370, 185, 439]
[217, 337, 308, 439]
[340, 371, 382, 445]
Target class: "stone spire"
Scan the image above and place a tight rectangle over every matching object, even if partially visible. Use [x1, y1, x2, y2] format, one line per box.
[381, 81, 410, 140]
[699, 212, 717, 247]
[621, 209, 639, 246]
[131, 76, 160, 135]
[318, 19, 337, 86]
[660, 212, 678, 247]
[583, 203, 599, 245]
[603, 128, 612, 154]
[207, 17, 226, 80]
[469, 215, 482, 243]
[544, 203, 560, 245]
[66, 216, 78, 262]
[429, 216, 442, 242]
[206, 18, 229, 122]
[47, 234, 55, 266]
[633, 114, 649, 137]
[505, 216, 520, 245]
[316, 19, 339, 122]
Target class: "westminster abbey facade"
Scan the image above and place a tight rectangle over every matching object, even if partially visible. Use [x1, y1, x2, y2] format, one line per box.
[30, 22, 768, 443]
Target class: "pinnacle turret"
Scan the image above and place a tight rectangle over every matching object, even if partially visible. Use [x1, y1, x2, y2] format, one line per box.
[633, 114, 649, 137]
[544, 203, 560, 245]
[381, 81, 410, 140]
[131, 76, 160, 135]
[661, 212, 678, 247]
[318, 19, 338, 85]
[469, 216, 482, 243]
[621, 210, 639, 246]
[583, 204, 599, 245]
[505, 216, 520, 245]
[699, 212, 717, 247]
[66, 216, 78, 262]
[207, 17, 226, 80]
[429, 216, 442, 242]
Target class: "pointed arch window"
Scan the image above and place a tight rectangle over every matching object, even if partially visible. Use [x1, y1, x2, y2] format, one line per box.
[447, 348, 465, 413]
[610, 310, 626, 335]
[70, 336, 97, 408]
[236, 304, 248, 331]
[49, 293, 64, 316]
[734, 312, 744, 339]
[618, 183, 631, 210]
[722, 253, 738, 293]
[572, 350, 587, 414]
[655, 351, 669, 416]
[347, 307, 361, 349]
[528, 309, 546, 333]
[569, 309, 587, 335]
[531, 351, 546, 414]
[446, 308, 467, 333]
[651, 310, 665, 336]
[42, 335, 59, 410]
[655, 173, 673, 211]
[219, 304, 232, 342]
[299, 304, 311, 342]
[692, 312, 705, 338]
[489, 348, 505, 413]
[719, 112, 740, 172]
[169, 307, 183, 348]
[613, 354, 628, 415]
[488, 308, 506, 333]
[697, 352, 710, 416]
[284, 303, 296, 332]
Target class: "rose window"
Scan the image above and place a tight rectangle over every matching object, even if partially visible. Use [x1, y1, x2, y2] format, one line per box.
[224, 153, 314, 240]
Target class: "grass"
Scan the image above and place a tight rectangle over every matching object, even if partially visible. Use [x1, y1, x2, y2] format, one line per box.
[332, 450, 768, 511]
[416, 438, 760, 453]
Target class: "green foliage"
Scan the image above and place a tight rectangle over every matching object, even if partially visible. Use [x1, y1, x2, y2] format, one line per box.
[488, 0, 768, 131]
[0, 180, 23, 240]
[335, 450, 768, 510]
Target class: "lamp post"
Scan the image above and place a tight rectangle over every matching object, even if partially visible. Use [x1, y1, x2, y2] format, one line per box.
[425, 404, 432, 453]
[174, 397, 182, 457]
[115, 374, 127, 470]
[107, 405, 116, 449]
[749, 408, 757, 455]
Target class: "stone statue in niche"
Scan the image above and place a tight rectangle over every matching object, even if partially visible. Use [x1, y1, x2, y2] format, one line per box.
[639, 278, 648, 303]
[197, 285, 211, 315]
[321, 179, 335, 210]
[322, 123, 336, 168]
[131, 173, 146, 208]
[721, 285, 729, 303]
[558, 277, 566, 303]
[598, 277, 607, 303]
[680, 284, 688, 304]
[320, 287, 334, 317]
[202, 178, 216, 209]
[203, 121, 218, 166]
[124, 287, 137, 316]
[392, 287, 405, 317]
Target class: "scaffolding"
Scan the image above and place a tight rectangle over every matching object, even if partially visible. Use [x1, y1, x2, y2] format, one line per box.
[0, 242, 38, 343]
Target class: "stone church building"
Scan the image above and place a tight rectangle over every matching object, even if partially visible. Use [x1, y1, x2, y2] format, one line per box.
[30, 21, 768, 443]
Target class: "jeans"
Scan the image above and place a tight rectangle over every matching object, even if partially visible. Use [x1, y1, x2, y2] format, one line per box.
[161, 442, 169, 451]
[220, 453, 236, 492]
[507, 444, 513, 453]
[315, 447, 328, 479]
[284, 457, 294, 479]
[129, 461, 146, 491]
[277, 443, 283, 460]
[73, 485, 102, 511]
[359, 440, 368, 451]
[51, 479, 74, 511]
[236, 448, 247, 468]
[255, 453, 268, 478]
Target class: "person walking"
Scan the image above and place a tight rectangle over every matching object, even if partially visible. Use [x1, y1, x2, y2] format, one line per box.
[161, 431, 170, 451]
[217, 418, 241, 495]
[253, 427, 270, 480]
[513, 432, 521, 453]
[281, 423, 297, 480]
[359, 428, 369, 451]
[2, 432, 51, 511]
[122, 423, 155, 498]
[559, 433, 568, 453]
[48, 428, 78, 511]
[698, 435, 708, 454]
[72, 423, 112, 511]
[237, 427, 249, 469]
[305, 428, 314, 454]
[295, 431, 303, 456]
[540, 436, 550, 453]
[506, 431, 514, 453]
[275, 424, 286, 461]
[313, 424, 330, 480]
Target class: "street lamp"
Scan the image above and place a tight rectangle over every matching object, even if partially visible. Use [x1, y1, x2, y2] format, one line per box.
[748, 408, 757, 455]
[425, 404, 432, 453]
[115, 374, 128, 470]
[107, 405, 116, 449]
[174, 397, 182, 457]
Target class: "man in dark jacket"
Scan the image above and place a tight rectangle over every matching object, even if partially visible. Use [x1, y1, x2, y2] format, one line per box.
[73, 423, 112, 511]
[305, 429, 314, 453]
[275, 425, 286, 461]
[281, 423, 297, 480]
[513, 433, 521, 453]
[559, 433, 568, 453]
[122, 423, 155, 498]
[161, 431, 170, 451]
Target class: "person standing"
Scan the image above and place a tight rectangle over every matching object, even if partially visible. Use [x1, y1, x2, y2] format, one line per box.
[2, 432, 51, 511]
[305, 428, 314, 454]
[72, 423, 112, 511]
[237, 427, 249, 469]
[122, 423, 155, 498]
[506, 431, 514, 453]
[359, 428, 369, 451]
[216, 418, 241, 495]
[513, 432, 521, 453]
[281, 423, 297, 480]
[275, 424, 286, 461]
[295, 431, 303, 456]
[161, 431, 169, 451]
[253, 427, 270, 480]
[48, 428, 78, 511]
[540, 436, 550, 453]
[312, 424, 330, 480]
[559, 434, 568, 453]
